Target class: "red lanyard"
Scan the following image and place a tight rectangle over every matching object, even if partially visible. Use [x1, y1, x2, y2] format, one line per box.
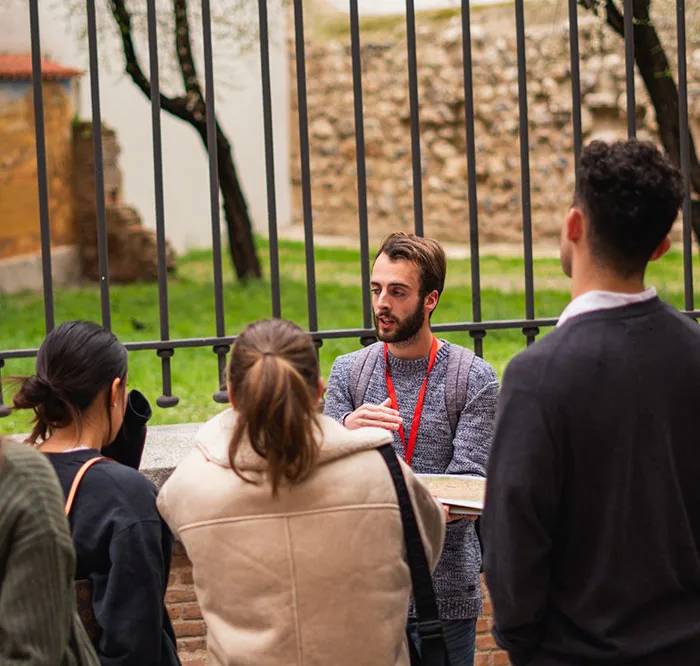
[384, 337, 438, 466]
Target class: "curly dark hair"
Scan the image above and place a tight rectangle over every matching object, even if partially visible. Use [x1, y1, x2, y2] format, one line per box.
[576, 140, 684, 276]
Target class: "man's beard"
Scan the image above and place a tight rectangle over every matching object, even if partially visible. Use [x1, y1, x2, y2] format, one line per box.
[374, 299, 426, 344]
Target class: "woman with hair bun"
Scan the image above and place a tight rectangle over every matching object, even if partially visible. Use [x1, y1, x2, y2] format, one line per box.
[13, 320, 180, 666]
[158, 319, 445, 665]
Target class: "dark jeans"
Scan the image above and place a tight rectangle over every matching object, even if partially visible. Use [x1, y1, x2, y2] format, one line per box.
[407, 618, 477, 666]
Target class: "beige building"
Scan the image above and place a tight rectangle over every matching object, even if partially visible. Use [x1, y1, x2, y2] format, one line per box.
[0, 54, 81, 262]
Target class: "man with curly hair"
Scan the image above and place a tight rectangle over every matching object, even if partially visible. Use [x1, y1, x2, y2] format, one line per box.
[482, 140, 700, 665]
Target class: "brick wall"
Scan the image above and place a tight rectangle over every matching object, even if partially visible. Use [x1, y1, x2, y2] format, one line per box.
[167, 543, 207, 665]
[166, 542, 511, 665]
[476, 578, 510, 666]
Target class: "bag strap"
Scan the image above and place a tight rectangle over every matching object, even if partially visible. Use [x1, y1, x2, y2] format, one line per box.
[349, 342, 383, 409]
[64, 456, 109, 517]
[444, 344, 485, 570]
[445, 344, 475, 436]
[378, 444, 448, 666]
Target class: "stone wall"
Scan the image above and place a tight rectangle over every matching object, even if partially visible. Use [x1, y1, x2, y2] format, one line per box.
[72, 122, 176, 282]
[0, 79, 76, 259]
[289, 9, 700, 245]
[167, 544, 510, 665]
[0, 74, 174, 285]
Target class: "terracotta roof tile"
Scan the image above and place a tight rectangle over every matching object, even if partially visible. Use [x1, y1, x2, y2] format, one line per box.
[0, 54, 82, 81]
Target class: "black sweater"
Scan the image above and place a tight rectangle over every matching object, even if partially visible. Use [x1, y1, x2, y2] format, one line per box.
[482, 298, 700, 665]
[48, 449, 180, 666]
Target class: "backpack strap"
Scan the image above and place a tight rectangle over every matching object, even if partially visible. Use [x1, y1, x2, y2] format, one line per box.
[445, 344, 475, 436]
[378, 444, 449, 666]
[445, 344, 485, 572]
[349, 342, 383, 409]
[64, 456, 109, 517]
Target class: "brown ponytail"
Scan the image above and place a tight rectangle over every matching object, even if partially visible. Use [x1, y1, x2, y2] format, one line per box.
[227, 319, 321, 496]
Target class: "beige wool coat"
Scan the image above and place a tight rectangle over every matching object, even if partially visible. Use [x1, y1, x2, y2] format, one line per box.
[157, 410, 445, 666]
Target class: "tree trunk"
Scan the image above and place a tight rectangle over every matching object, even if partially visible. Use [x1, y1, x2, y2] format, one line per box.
[630, 1, 700, 240]
[580, 0, 700, 241]
[108, 0, 261, 280]
[190, 120, 261, 279]
[215, 127, 261, 280]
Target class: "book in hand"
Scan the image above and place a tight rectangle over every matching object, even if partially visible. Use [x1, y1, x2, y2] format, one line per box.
[416, 474, 486, 516]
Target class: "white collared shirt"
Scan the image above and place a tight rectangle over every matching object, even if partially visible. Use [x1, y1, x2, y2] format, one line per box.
[557, 287, 657, 327]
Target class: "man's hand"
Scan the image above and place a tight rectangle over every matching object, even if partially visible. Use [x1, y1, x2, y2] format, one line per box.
[344, 398, 403, 431]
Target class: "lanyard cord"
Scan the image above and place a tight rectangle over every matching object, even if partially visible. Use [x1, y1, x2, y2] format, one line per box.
[384, 337, 438, 466]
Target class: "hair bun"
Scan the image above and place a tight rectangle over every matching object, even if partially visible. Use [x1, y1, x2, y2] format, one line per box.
[13, 375, 53, 409]
[14, 375, 72, 430]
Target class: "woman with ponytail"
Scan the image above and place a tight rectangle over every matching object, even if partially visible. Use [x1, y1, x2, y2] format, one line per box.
[12, 321, 180, 666]
[158, 319, 445, 665]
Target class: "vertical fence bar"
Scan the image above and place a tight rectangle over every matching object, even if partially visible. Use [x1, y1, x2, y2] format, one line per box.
[349, 0, 373, 335]
[146, 0, 178, 408]
[29, 0, 55, 334]
[460, 0, 483, 357]
[676, 0, 694, 311]
[258, 0, 282, 319]
[623, 0, 636, 138]
[85, 0, 111, 329]
[514, 0, 537, 345]
[0, 360, 9, 417]
[405, 0, 424, 236]
[292, 0, 319, 334]
[567, 0, 583, 181]
[201, 0, 229, 402]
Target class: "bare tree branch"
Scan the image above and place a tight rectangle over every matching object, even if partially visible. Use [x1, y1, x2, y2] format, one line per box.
[580, 0, 700, 238]
[604, 0, 625, 37]
[108, 0, 196, 127]
[172, 0, 206, 120]
[106, 0, 260, 278]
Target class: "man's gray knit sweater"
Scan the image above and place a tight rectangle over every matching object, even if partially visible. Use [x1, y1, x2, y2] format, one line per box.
[324, 341, 499, 620]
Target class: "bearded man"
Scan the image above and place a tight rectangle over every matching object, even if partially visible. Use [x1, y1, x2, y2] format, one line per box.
[324, 232, 499, 666]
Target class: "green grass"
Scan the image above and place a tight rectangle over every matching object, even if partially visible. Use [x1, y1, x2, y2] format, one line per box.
[306, 0, 571, 41]
[1, 238, 697, 435]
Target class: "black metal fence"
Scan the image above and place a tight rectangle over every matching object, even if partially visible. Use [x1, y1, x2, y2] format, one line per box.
[0, 0, 696, 417]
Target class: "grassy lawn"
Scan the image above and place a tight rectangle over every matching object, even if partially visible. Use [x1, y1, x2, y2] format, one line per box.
[1, 238, 697, 435]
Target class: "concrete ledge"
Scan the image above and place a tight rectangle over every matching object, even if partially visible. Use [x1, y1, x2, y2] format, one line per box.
[141, 423, 202, 488]
[0, 245, 81, 294]
[6, 422, 202, 489]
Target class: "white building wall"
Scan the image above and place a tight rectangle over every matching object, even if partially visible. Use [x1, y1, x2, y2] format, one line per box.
[0, 3, 291, 254]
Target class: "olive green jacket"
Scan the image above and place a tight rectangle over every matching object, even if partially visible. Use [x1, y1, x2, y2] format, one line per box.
[0, 441, 99, 666]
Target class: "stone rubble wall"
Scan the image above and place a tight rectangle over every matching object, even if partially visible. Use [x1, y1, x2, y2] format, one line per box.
[289, 11, 700, 246]
[72, 121, 176, 282]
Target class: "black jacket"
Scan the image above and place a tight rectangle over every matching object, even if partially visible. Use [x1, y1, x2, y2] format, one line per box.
[482, 299, 700, 665]
[47, 392, 180, 666]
